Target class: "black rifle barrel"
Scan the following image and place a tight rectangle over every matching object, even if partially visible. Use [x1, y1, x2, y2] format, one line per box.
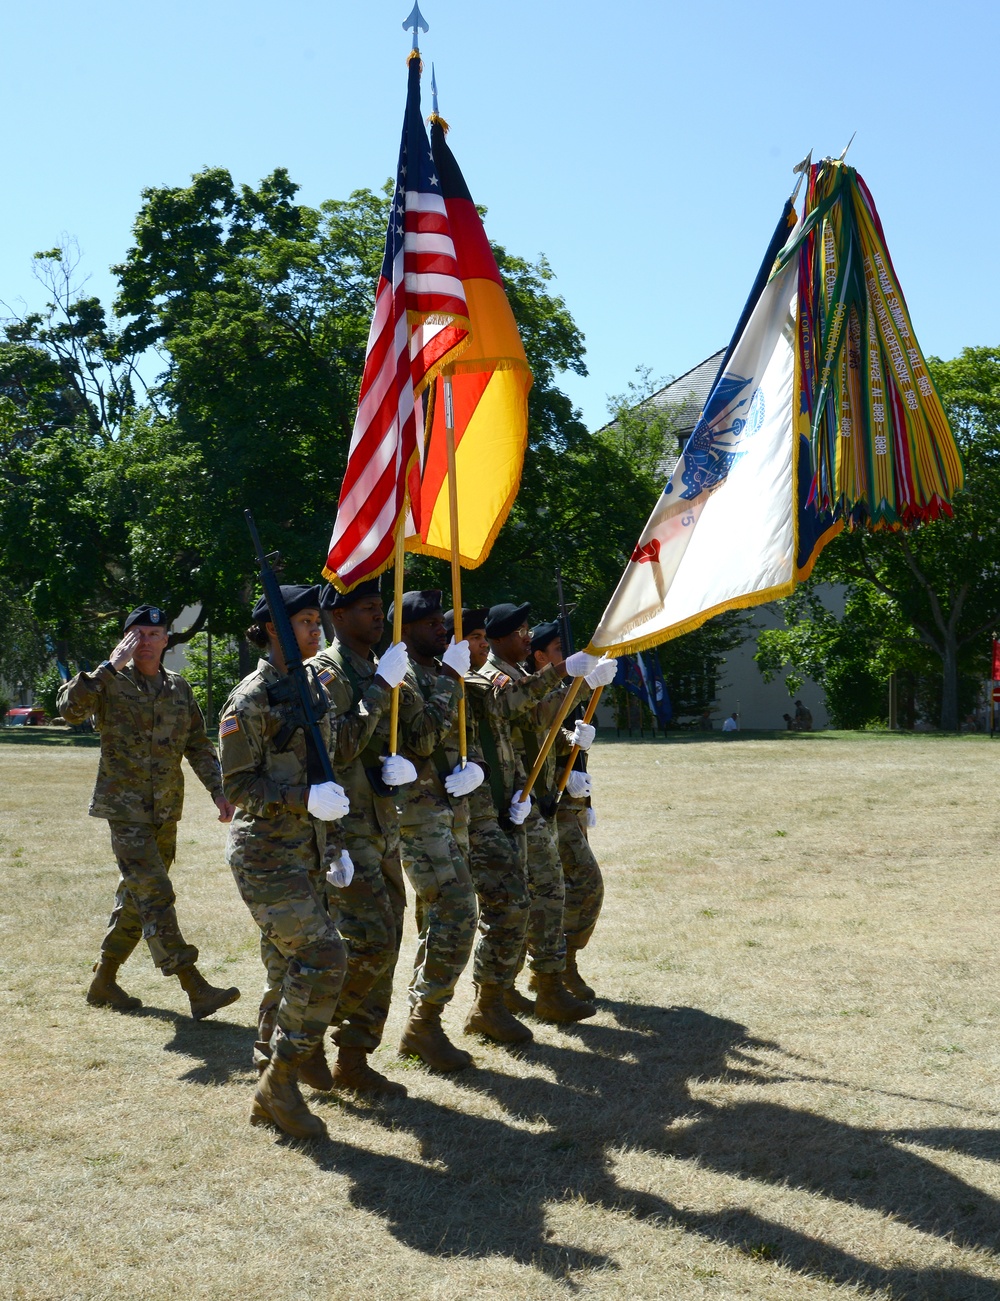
[555, 566, 575, 659]
[244, 509, 336, 785]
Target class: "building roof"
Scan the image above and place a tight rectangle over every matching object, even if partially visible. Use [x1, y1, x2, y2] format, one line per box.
[643, 348, 726, 434]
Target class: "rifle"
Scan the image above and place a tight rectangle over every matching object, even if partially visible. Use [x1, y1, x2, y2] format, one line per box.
[244, 509, 336, 784]
[555, 566, 575, 659]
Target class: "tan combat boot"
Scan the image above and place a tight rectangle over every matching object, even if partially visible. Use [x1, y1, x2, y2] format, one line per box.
[563, 948, 596, 1002]
[250, 1055, 327, 1139]
[176, 964, 241, 1021]
[332, 1047, 407, 1097]
[399, 1002, 472, 1072]
[297, 1039, 335, 1092]
[530, 972, 596, 1023]
[464, 983, 533, 1044]
[503, 985, 535, 1017]
[86, 957, 142, 1012]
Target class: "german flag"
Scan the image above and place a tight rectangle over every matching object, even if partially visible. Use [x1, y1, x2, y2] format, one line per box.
[406, 114, 532, 568]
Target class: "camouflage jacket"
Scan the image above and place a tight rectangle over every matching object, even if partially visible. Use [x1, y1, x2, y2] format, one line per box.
[57, 663, 222, 825]
[219, 658, 382, 872]
[465, 657, 565, 818]
[311, 639, 397, 841]
[393, 658, 481, 827]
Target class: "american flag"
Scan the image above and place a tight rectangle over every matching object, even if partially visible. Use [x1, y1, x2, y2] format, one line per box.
[325, 53, 469, 590]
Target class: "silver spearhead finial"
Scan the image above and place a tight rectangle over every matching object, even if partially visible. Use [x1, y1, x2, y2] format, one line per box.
[431, 63, 439, 115]
[403, 2, 429, 49]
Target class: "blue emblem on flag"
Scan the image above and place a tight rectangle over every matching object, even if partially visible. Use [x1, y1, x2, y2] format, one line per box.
[665, 372, 760, 500]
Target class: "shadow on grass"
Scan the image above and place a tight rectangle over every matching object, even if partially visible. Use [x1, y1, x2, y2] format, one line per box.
[0, 726, 100, 747]
[295, 1002, 999, 1296]
[130, 1003, 256, 1085]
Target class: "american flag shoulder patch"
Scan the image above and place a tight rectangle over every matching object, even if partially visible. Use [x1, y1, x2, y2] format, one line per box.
[219, 714, 240, 738]
[317, 668, 334, 686]
[494, 673, 512, 690]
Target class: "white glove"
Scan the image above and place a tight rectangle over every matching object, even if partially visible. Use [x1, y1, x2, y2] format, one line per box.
[508, 791, 530, 825]
[326, 849, 355, 888]
[441, 637, 471, 677]
[585, 655, 617, 689]
[564, 650, 600, 678]
[444, 760, 484, 797]
[375, 641, 409, 689]
[382, 754, 417, 786]
[570, 720, 596, 751]
[586, 807, 597, 828]
[307, 781, 350, 821]
[566, 770, 592, 800]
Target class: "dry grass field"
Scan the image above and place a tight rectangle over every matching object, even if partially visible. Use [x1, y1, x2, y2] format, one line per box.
[1, 730, 999, 1301]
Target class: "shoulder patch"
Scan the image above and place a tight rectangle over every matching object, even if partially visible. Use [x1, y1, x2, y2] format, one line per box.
[219, 714, 240, 738]
[317, 668, 334, 685]
[493, 673, 512, 690]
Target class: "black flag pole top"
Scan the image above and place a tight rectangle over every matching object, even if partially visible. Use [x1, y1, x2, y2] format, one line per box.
[403, 2, 429, 49]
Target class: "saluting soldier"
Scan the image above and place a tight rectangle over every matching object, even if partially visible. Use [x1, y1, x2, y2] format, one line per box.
[528, 621, 605, 1003]
[220, 584, 361, 1140]
[311, 579, 412, 1097]
[58, 604, 240, 1022]
[483, 602, 614, 1021]
[391, 590, 483, 1071]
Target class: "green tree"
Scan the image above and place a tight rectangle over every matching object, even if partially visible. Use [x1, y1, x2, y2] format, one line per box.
[111, 169, 388, 646]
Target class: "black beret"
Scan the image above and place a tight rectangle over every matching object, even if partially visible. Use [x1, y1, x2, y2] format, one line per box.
[124, 604, 167, 631]
[321, 577, 381, 611]
[251, 584, 323, 624]
[485, 601, 531, 638]
[443, 607, 490, 637]
[529, 620, 561, 653]
[387, 589, 442, 626]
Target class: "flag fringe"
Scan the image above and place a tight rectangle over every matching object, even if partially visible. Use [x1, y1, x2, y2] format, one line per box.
[443, 356, 532, 378]
[411, 326, 473, 399]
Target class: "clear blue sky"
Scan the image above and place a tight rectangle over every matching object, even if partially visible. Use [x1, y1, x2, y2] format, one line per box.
[5, 0, 996, 429]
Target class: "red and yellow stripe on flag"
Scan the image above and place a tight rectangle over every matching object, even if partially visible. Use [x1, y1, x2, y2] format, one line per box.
[405, 114, 532, 568]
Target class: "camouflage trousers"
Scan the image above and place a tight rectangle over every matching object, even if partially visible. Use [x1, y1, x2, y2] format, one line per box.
[231, 862, 346, 1066]
[102, 821, 198, 977]
[399, 814, 476, 1008]
[326, 828, 406, 1051]
[522, 807, 566, 974]
[557, 804, 604, 951]
[467, 817, 529, 988]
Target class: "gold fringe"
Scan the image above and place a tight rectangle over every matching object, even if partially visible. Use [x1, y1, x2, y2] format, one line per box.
[410, 321, 473, 399]
[428, 112, 450, 134]
[443, 356, 532, 379]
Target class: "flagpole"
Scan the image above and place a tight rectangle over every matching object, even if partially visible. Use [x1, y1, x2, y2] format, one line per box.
[556, 685, 605, 793]
[389, 515, 406, 755]
[518, 677, 585, 803]
[444, 376, 468, 765]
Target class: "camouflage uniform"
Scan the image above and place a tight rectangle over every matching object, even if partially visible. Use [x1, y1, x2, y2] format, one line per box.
[220, 658, 384, 1064]
[482, 653, 583, 975]
[393, 660, 479, 1009]
[463, 660, 563, 986]
[311, 639, 403, 1051]
[58, 663, 224, 977]
[556, 787, 604, 956]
